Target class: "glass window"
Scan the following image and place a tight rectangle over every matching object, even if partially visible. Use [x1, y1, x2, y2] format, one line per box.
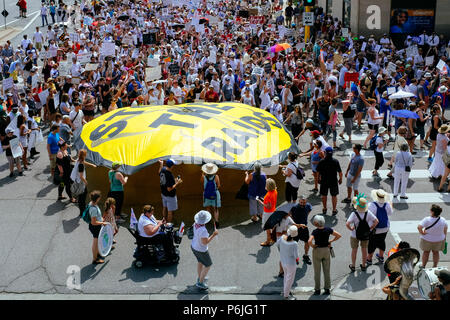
[326, 0, 333, 15]
[343, 0, 351, 28]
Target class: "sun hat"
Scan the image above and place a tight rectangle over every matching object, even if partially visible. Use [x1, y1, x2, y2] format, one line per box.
[371, 189, 388, 204]
[438, 86, 448, 94]
[201, 162, 218, 175]
[378, 126, 387, 134]
[194, 210, 212, 225]
[287, 225, 298, 238]
[273, 96, 280, 101]
[353, 194, 368, 212]
[424, 72, 432, 78]
[5, 127, 14, 134]
[438, 125, 450, 134]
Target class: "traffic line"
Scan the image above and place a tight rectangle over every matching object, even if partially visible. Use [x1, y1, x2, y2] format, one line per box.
[1, 10, 40, 28]
[388, 193, 450, 204]
[360, 169, 431, 180]
[22, 11, 41, 32]
[344, 149, 428, 159]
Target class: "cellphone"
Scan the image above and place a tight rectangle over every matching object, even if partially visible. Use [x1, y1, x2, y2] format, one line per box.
[177, 175, 181, 179]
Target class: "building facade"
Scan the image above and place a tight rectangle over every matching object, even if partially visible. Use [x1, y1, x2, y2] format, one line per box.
[316, 0, 450, 37]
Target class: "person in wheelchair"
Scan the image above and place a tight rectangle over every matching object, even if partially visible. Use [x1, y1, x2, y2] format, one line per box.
[137, 204, 176, 260]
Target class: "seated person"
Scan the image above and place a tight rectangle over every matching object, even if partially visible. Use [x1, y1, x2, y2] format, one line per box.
[137, 204, 175, 259]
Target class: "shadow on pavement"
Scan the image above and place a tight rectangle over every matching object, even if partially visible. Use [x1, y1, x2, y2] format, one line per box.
[62, 215, 81, 233]
[232, 220, 262, 239]
[0, 175, 16, 188]
[80, 261, 110, 284]
[176, 286, 209, 299]
[37, 183, 57, 198]
[249, 246, 271, 264]
[119, 263, 179, 283]
[44, 200, 69, 216]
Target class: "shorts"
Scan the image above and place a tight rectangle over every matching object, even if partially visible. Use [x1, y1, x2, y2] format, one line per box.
[83, 109, 95, 117]
[346, 174, 361, 190]
[320, 183, 339, 197]
[294, 227, 309, 243]
[161, 194, 178, 212]
[89, 223, 102, 238]
[368, 123, 379, 131]
[416, 126, 425, 140]
[356, 105, 365, 113]
[249, 198, 264, 216]
[35, 42, 42, 51]
[262, 211, 274, 227]
[49, 154, 57, 170]
[191, 247, 212, 267]
[368, 232, 387, 253]
[420, 238, 445, 251]
[350, 237, 369, 249]
[7, 156, 20, 167]
[203, 191, 221, 208]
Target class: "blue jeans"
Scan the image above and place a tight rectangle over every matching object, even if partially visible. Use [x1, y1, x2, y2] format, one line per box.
[50, 13, 55, 24]
[41, 15, 48, 26]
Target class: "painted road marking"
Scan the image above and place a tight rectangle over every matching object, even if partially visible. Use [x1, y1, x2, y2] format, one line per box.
[360, 169, 431, 180]
[345, 149, 428, 159]
[388, 193, 450, 204]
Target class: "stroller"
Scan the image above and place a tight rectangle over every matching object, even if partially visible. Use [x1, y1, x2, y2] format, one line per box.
[128, 223, 182, 268]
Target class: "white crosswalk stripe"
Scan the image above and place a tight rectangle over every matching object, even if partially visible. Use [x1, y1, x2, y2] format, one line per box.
[360, 169, 431, 179]
[344, 149, 428, 159]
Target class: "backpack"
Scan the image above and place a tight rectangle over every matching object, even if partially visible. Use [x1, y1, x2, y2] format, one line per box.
[355, 211, 371, 240]
[292, 163, 305, 180]
[81, 205, 92, 224]
[369, 134, 378, 151]
[203, 176, 217, 200]
[374, 203, 389, 229]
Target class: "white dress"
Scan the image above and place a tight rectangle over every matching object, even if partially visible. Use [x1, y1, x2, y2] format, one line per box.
[429, 134, 449, 178]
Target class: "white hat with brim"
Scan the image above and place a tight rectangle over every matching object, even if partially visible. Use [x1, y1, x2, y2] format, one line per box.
[378, 126, 387, 134]
[202, 163, 218, 175]
[371, 189, 389, 204]
[194, 210, 212, 225]
[287, 225, 298, 238]
[439, 86, 448, 94]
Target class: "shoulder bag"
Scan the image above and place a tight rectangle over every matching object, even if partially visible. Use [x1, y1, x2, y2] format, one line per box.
[401, 152, 411, 172]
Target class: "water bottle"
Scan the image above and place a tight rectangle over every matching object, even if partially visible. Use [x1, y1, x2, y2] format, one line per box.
[330, 246, 335, 258]
[443, 241, 448, 255]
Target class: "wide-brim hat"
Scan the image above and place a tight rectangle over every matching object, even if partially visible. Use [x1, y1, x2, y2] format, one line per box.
[438, 125, 450, 134]
[287, 225, 298, 238]
[371, 189, 389, 204]
[194, 210, 212, 225]
[202, 162, 218, 175]
[378, 126, 387, 134]
[439, 86, 448, 93]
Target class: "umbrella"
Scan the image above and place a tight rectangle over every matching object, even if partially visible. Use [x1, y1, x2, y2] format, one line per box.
[391, 110, 419, 119]
[74, 103, 299, 175]
[263, 211, 288, 230]
[269, 43, 291, 53]
[389, 90, 415, 99]
[118, 15, 130, 21]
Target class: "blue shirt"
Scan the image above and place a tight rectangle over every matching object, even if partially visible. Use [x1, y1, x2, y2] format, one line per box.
[47, 132, 60, 154]
[380, 98, 391, 119]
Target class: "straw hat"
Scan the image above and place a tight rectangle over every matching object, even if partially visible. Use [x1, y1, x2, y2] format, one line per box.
[438, 125, 450, 134]
[353, 195, 368, 212]
[201, 163, 218, 175]
[194, 210, 212, 225]
[371, 189, 389, 204]
[438, 86, 448, 94]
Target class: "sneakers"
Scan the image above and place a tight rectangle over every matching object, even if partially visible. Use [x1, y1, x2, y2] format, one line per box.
[9, 172, 14, 178]
[376, 253, 384, 263]
[303, 254, 312, 265]
[322, 289, 330, 295]
[284, 294, 297, 300]
[427, 157, 433, 163]
[196, 281, 208, 290]
[313, 289, 321, 295]
[18, 171, 23, 176]
[366, 259, 373, 266]
[342, 198, 352, 203]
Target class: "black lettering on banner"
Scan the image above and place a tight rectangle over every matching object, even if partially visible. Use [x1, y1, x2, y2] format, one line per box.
[232, 120, 263, 135]
[104, 109, 145, 122]
[240, 116, 272, 132]
[222, 128, 258, 149]
[193, 103, 234, 112]
[252, 111, 283, 129]
[167, 106, 221, 120]
[201, 137, 242, 162]
[89, 121, 127, 141]
[148, 113, 197, 129]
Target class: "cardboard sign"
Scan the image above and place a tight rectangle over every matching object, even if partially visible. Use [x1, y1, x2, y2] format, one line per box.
[101, 42, 116, 57]
[252, 67, 264, 77]
[436, 59, 446, 71]
[85, 63, 98, 72]
[2, 77, 14, 91]
[168, 63, 180, 75]
[387, 87, 396, 95]
[425, 56, 434, 66]
[387, 62, 397, 75]
[406, 45, 419, 58]
[145, 67, 162, 82]
[249, 16, 265, 25]
[10, 137, 23, 159]
[77, 52, 92, 64]
[344, 72, 359, 82]
[38, 89, 49, 104]
[341, 28, 348, 38]
[333, 54, 343, 66]
[147, 57, 159, 67]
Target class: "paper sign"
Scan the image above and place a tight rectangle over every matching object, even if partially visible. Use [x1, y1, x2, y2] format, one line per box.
[374, 45, 381, 53]
[195, 24, 205, 34]
[387, 62, 397, 75]
[85, 63, 98, 71]
[208, 15, 219, 25]
[208, 51, 216, 64]
[147, 57, 159, 67]
[406, 45, 419, 58]
[249, 16, 265, 25]
[101, 42, 116, 57]
[58, 62, 70, 77]
[77, 52, 92, 64]
[436, 59, 446, 71]
[252, 67, 264, 76]
[145, 67, 162, 81]
[341, 28, 348, 38]
[10, 137, 23, 158]
[31, 75, 39, 89]
[425, 56, 434, 66]
[218, 21, 224, 31]
[2, 77, 14, 91]
[387, 87, 396, 95]
[38, 89, 49, 104]
[361, 42, 367, 51]
[54, 93, 59, 109]
[295, 42, 305, 51]
[69, 33, 80, 42]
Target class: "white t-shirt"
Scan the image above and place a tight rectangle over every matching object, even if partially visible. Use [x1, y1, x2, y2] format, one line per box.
[368, 202, 393, 234]
[375, 136, 384, 153]
[347, 210, 378, 238]
[191, 225, 209, 252]
[315, 136, 330, 151]
[276, 216, 295, 235]
[69, 109, 84, 131]
[285, 162, 301, 188]
[138, 214, 159, 238]
[419, 216, 448, 242]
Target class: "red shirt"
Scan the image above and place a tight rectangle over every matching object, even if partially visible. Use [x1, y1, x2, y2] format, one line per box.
[205, 90, 219, 102]
[263, 190, 277, 213]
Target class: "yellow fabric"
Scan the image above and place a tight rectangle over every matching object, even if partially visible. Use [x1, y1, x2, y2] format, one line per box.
[79, 102, 294, 168]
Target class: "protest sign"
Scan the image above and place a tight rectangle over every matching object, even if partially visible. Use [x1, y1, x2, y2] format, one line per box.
[387, 62, 397, 75]
[374, 44, 381, 53]
[252, 67, 264, 77]
[406, 45, 419, 58]
[69, 33, 80, 42]
[344, 72, 359, 82]
[10, 138, 22, 159]
[38, 89, 49, 104]
[168, 63, 180, 75]
[333, 54, 343, 66]
[2, 77, 13, 91]
[77, 52, 92, 64]
[101, 42, 116, 57]
[361, 42, 367, 51]
[387, 87, 397, 95]
[58, 62, 71, 77]
[218, 21, 224, 31]
[249, 16, 265, 25]
[341, 28, 348, 38]
[264, 62, 272, 74]
[147, 57, 159, 67]
[436, 59, 446, 71]
[425, 56, 434, 66]
[85, 63, 98, 72]
[208, 51, 216, 64]
[145, 67, 162, 82]
[31, 75, 39, 89]
[295, 42, 305, 51]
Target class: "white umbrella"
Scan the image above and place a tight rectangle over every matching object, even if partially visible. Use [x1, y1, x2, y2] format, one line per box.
[389, 90, 415, 99]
